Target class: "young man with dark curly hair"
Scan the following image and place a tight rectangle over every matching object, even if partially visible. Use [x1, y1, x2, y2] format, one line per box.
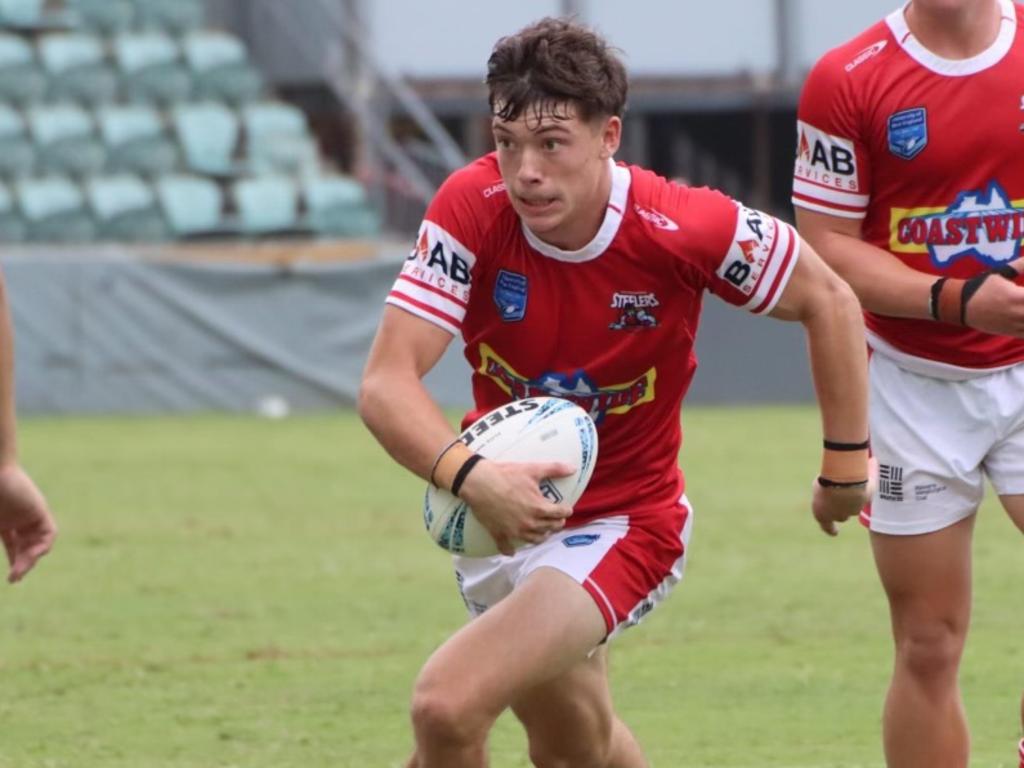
[361, 17, 871, 767]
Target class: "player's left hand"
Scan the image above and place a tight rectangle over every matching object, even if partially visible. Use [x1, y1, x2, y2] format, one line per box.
[0, 464, 56, 583]
[810, 458, 877, 537]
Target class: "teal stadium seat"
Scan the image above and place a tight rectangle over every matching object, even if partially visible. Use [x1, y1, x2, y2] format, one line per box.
[15, 176, 96, 242]
[97, 104, 177, 176]
[172, 101, 239, 176]
[26, 103, 106, 176]
[0, 0, 42, 28]
[38, 33, 119, 105]
[154, 174, 223, 237]
[233, 176, 300, 235]
[0, 33, 46, 104]
[0, 103, 35, 177]
[114, 32, 191, 104]
[70, 0, 135, 33]
[241, 101, 319, 175]
[0, 180, 26, 241]
[85, 174, 167, 241]
[302, 176, 380, 238]
[133, 0, 204, 34]
[182, 31, 262, 105]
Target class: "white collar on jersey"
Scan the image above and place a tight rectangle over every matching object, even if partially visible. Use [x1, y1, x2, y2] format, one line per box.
[520, 159, 631, 263]
[886, 0, 1016, 76]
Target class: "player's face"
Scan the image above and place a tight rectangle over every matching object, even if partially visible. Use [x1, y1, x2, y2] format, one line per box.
[492, 103, 621, 250]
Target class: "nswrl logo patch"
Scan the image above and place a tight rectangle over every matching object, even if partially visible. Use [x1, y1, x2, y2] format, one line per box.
[493, 269, 527, 322]
[888, 108, 928, 160]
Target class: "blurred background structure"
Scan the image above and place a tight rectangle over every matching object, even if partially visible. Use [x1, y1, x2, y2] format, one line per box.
[0, 0, 897, 414]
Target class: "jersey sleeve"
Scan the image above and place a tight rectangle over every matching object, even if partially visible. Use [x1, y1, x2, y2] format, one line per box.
[385, 167, 489, 336]
[791, 54, 871, 219]
[679, 187, 801, 316]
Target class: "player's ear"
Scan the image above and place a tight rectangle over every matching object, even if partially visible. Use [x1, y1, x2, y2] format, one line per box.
[599, 116, 622, 159]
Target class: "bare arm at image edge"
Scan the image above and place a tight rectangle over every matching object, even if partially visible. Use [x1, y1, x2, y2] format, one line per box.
[0, 274, 57, 584]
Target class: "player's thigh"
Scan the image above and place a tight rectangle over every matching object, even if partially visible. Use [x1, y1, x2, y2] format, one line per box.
[999, 495, 1024, 535]
[865, 355, 990, 534]
[511, 645, 614, 761]
[414, 566, 606, 718]
[870, 514, 974, 643]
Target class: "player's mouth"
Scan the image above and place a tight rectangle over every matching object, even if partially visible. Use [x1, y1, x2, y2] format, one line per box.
[517, 195, 559, 214]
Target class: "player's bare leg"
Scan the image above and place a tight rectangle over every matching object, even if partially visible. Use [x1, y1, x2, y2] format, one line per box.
[512, 644, 646, 768]
[996, 494, 1024, 767]
[408, 567, 607, 768]
[871, 514, 975, 768]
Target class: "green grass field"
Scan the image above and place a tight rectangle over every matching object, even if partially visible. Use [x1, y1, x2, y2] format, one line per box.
[1, 406, 1020, 767]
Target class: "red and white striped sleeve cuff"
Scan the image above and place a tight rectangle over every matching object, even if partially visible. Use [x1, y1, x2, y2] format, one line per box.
[792, 178, 868, 220]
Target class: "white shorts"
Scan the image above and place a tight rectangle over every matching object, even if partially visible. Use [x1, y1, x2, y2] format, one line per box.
[863, 354, 1024, 535]
[453, 496, 694, 643]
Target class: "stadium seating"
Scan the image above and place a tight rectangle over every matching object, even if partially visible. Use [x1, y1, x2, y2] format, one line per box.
[26, 103, 106, 176]
[15, 175, 96, 241]
[241, 101, 319, 175]
[0, 179, 25, 240]
[233, 175, 300, 235]
[0, 103, 35, 177]
[85, 173, 166, 241]
[171, 101, 239, 176]
[302, 176, 380, 237]
[70, 0, 134, 33]
[0, 0, 380, 242]
[154, 173, 224, 237]
[0, 0, 43, 28]
[114, 31, 191, 104]
[38, 33, 119, 104]
[182, 31, 262, 104]
[96, 103, 178, 175]
[134, 0, 204, 34]
[0, 33, 45, 104]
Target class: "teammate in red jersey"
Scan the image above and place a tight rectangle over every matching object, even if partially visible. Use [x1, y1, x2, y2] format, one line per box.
[361, 17, 869, 768]
[794, 1, 1024, 765]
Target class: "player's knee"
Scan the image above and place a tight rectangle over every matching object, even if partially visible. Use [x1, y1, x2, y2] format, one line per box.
[896, 620, 965, 682]
[410, 672, 492, 748]
[527, 723, 613, 768]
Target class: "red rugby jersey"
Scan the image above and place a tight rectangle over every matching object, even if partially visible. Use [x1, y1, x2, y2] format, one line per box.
[793, 0, 1024, 375]
[387, 153, 799, 525]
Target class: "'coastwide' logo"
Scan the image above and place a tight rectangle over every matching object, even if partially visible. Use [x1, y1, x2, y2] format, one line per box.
[477, 343, 655, 424]
[890, 181, 1024, 268]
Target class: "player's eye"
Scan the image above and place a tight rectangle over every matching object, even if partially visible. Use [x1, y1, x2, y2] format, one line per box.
[495, 137, 514, 150]
[543, 138, 561, 151]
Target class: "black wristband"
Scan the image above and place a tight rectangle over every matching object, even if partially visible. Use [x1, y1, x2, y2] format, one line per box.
[959, 265, 1019, 326]
[817, 475, 868, 489]
[823, 439, 869, 451]
[450, 454, 484, 497]
[929, 277, 947, 321]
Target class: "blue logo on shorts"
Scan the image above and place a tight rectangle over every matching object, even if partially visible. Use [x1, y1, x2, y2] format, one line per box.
[493, 270, 527, 322]
[563, 534, 600, 548]
[888, 108, 928, 160]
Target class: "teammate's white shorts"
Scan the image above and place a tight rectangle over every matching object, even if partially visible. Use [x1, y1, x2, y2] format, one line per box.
[453, 496, 693, 642]
[863, 354, 1024, 535]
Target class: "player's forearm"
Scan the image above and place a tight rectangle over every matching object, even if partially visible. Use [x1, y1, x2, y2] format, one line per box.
[358, 369, 463, 484]
[0, 276, 18, 466]
[801, 277, 869, 449]
[800, 227, 934, 320]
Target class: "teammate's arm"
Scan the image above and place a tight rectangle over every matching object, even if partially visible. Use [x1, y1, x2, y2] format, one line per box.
[768, 237, 870, 535]
[359, 307, 572, 553]
[797, 208, 1024, 336]
[0, 275, 56, 583]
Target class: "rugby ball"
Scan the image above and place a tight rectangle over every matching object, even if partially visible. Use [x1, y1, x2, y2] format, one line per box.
[424, 397, 598, 557]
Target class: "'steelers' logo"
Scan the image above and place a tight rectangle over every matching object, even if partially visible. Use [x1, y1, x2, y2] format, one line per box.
[890, 181, 1024, 267]
[609, 291, 659, 330]
[477, 343, 655, 424]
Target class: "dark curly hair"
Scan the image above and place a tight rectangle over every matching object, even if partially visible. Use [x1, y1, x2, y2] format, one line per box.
[486, 17, 628, 124]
